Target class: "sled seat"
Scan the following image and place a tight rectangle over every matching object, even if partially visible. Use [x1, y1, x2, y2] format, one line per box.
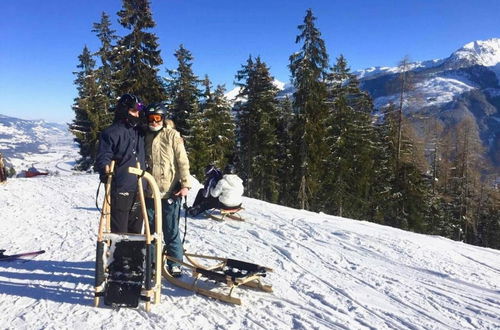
[163, 253, 273, 305]
[195, 258, 268, 283]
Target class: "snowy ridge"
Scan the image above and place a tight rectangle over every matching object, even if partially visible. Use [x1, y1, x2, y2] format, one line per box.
[355, 58, 444, 80]
[447, 38, 500, 68]
[0, 174, 499, 328]
[0, 114, 78, 174]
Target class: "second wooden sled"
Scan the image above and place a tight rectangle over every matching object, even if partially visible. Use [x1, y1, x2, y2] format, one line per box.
[206, 207, 245, 222]
[162, 253, 273, 305]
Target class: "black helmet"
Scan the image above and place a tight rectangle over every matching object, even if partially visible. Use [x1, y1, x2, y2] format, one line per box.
[145, 102, 168, 117]
[224, 164, 236, 175]
[117, 94, 142, 112]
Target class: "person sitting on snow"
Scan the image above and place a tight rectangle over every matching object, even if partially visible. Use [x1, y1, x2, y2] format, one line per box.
[188, 164, 244, 217]
[0, 152, 7, 183]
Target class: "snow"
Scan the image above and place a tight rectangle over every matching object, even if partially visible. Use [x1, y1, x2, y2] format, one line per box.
[1, 148, 499, 329]
[0, 114, 78, 174]
[451, 38, 500, 67]
[373, 74, 476, 110]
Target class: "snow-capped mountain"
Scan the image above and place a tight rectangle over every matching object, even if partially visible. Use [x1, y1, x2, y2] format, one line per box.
[358, 38, 500, 168]
[225, 79, 289, 104]
[0, 114, 79, 174]
[446, 38, 500, 69]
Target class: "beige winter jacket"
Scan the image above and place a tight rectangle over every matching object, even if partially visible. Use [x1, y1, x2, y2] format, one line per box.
[145, 121, 191, 198]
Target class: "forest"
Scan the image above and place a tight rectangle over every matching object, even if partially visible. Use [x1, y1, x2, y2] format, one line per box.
[70, 0, 500, 249]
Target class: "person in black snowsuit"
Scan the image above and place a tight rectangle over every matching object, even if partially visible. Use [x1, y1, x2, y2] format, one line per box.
[95, 94, 146, 234]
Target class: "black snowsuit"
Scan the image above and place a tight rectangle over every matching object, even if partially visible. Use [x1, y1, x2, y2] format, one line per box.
[95, 119, 146, 234]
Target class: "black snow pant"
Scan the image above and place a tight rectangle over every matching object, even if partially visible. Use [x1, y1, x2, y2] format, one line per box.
[110, 191, 143, 234]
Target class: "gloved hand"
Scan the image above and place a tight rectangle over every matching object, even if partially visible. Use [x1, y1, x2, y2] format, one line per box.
[99, 172, 111, 183]
[174, 187, 189, 197]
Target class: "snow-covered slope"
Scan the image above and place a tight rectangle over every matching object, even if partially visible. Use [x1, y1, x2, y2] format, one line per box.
[1, 174, 499, 329]
[0, 114, 78, 174]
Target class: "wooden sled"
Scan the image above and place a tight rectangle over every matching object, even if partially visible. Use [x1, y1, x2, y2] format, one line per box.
[206, 207, 245, 222]
[162, 253, 273, 305]
[94, 162, 163, 312]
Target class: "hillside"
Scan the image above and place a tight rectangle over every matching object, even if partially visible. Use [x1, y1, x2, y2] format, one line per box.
[0, 174, 499, 329]
[0, 114, 78, 174]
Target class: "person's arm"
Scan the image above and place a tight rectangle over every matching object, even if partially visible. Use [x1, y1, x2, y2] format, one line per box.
[210, 179, 227, 198]
[95, 130, 115, 180]
[173, 130, 191, 196]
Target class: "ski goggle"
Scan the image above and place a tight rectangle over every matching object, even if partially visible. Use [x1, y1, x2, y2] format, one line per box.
[135, 102, 144, 112]
[147, 114, 163, 123]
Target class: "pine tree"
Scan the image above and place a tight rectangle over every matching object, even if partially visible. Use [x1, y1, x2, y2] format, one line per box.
[276, 97, 295, 206]
[235, 56, 280, 202]
[92, 12, 118, 119]
[70, 46, 107, 170]
[165, 44, 201, 137]
[205, 84, 236, 169]
[289, 9, 331, 210]
[324, 55, 377, 218]
[113, 0, 165, 103]
[372, 105, 429, 231]
[186, 76, 212, 180]
[188, 76, 235, 179]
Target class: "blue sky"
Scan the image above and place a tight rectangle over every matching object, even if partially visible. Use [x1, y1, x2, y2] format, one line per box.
[1, 0, 500, 123]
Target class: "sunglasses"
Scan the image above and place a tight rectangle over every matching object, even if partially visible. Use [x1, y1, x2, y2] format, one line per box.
[148, 114, 163, 123]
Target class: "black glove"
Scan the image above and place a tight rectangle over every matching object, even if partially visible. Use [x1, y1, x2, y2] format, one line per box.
[99, 172, 111, 183]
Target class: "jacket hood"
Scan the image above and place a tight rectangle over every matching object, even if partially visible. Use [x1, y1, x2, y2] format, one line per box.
[223, 174, 243, 187]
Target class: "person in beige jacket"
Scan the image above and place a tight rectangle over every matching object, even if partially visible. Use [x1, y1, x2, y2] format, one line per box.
[144, 103, 191, 277]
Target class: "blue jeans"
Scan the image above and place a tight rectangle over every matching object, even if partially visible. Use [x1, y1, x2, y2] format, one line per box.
[146, 198, 183, 268]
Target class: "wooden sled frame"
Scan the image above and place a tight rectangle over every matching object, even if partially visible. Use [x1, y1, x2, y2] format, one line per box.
[206, 207, 245, 221]
[162, 253, 273, 305]
[94, 162, 163, 312]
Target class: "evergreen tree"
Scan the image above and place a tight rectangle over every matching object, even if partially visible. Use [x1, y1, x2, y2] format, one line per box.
[165, 44, 201, 136]
[324, 55, 377, 218]
[113, 0, 165, 103]
[276, 97, 296, 206]
[70, 46, 107, 170]
[372, 105, 429, 231]
[92, 12, 118, 119]
[289, 9, 331, 210]
[235, 56, 280, 202]
[187, 76, 212, 180]
[205, 84, 236, 169]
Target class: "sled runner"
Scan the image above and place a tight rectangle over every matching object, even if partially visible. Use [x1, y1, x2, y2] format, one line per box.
[206, 207, 245, 222]
[162, 253, 273, 305]
[0, 249, 45, 262]
[93, 162, 163, 312]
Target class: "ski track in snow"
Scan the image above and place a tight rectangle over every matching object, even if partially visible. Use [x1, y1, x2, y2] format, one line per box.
[0, 175, 499, 329]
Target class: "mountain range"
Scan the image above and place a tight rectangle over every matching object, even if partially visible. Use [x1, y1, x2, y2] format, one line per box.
[226, 38, 500, 170]
[358, 38, 500, 169]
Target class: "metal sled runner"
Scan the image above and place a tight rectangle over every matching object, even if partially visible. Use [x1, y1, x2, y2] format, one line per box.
[93, 162, 163, 312]
[162, 253, 273, 305]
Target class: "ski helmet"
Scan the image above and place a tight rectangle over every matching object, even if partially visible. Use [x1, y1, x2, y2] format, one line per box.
[145, 102, 168, 117]
[117, 94, 143, 112]
[224, 164, 237, 175]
